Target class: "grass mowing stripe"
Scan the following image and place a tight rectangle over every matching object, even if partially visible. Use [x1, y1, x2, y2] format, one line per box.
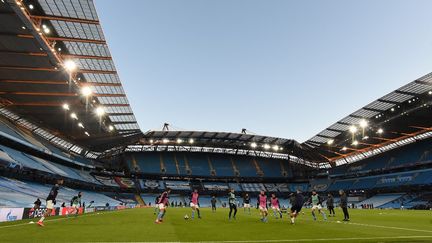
[77, 235, 432, 243]
[302, 218, 432, 234]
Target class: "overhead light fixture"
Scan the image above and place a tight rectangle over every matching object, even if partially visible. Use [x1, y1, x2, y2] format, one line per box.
[362, 136, 369, 140]
[43, 27, 50, 34]
[377, 128, 384, 134]
[428, 91, 432, 95]
[149, 139, 154, 143]
[70, 113, 78, 120]
[95, 107, 105, 116]
[352, 140, 359, 146]
[64, 60, 77, 72]
[327, 139, 334, 145]
[84, 131, 90, 136]
[177, 138, 183, 144]
[81, 86, 92, 97]
[189, 138, 194, 144]
[162, 138, 169, 144]
[78, 122, 84, 128]
[390, 107, 395, 112]
[251, 142, 257, 148]
[21, 26, 26, 30]
[28, 4, 34, 9]
[108, 125, 114, 131]
[62, 103, 70, 110]
[272, 145, 279, 151]
[359, 119, 368, 128]
[263, 144, 271, 150]
[341, 147, 347, 151]
[349, 126, 357, 133]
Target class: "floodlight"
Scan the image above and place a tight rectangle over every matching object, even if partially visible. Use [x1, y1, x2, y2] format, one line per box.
[327, 139, 334, 145]
[70, 113, 78, 120]
[81, 86, 92, 97]
[95, 107, 105, 116]
[64, 60, 77, 72]
[359, 119, 368, 128]
[250, 142, 257, 148]
[62, 103, 70, 110]
[349, 126, 357, 134]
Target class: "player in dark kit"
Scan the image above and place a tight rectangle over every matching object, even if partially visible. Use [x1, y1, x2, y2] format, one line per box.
[211, 196, 217, 213]
[33, 198, 42, 210]
[289, 189, 304, 224]
[339, 190, 349, 221]
[155, 189, 171, 224]
[38, 179, 63, 227]
[327, 193, 335, 217]
[243, 193, 251, 214]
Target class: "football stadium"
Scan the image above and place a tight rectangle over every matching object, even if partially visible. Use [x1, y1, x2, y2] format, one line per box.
[0, 0, 432, 242]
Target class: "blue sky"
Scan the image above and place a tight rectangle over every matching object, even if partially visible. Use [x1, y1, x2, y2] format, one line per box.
[95, 0, 432, 142]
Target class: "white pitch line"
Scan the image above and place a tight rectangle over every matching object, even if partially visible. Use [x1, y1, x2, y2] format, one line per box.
[300, 217, 432, 234]
[78, 235, 432, 243]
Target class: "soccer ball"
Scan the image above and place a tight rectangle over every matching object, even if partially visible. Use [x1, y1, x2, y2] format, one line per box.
[184, 214, 189, 220]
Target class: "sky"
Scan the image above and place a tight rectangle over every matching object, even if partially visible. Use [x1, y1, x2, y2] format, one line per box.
[95, 0, 432, 142]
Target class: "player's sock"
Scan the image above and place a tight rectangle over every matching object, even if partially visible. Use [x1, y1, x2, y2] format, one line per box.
[279, 211, 283, 218]
[157, 211, 163, 220]
[191, 210, 195, 219]
[322, 211, 327, 220]
[38, 216, 45, 223]
[312, 211, 316, 220]
[197, 209, 201, 218]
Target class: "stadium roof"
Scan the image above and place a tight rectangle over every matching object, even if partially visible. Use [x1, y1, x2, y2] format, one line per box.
[0, 0, 141, 154]
[118, 130, 326, 165]
[304, 72, 432, 167]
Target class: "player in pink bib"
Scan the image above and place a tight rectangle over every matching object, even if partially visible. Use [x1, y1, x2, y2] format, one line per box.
[258, 191, 268, 222]
[190, 189, 201, 219]
[271, 194, 282, 219]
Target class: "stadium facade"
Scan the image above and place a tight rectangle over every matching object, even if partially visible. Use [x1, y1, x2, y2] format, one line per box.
[0, 0, 431, 223]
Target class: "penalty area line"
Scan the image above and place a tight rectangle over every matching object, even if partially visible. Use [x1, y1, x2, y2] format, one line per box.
[78, 235, 432, 243]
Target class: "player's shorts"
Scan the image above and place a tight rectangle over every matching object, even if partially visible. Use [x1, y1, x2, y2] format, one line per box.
[271, 206, 280, 210]
[312, 205, 322, 210]
[259, 206, 268, 211]
[72, 203, 79, 208]
[158, 203, 166, 210]
[244, 203, 250, 208]
[190, 202, 199, 208]
[46, 200, 54, 210]
[290, 205, 302, 213]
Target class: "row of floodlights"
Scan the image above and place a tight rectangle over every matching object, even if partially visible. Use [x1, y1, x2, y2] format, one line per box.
[148, 139, 283, 151]
[325, 119, 384, 151]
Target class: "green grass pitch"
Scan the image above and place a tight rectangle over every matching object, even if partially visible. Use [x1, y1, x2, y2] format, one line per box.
[0, 207, 431, 242]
